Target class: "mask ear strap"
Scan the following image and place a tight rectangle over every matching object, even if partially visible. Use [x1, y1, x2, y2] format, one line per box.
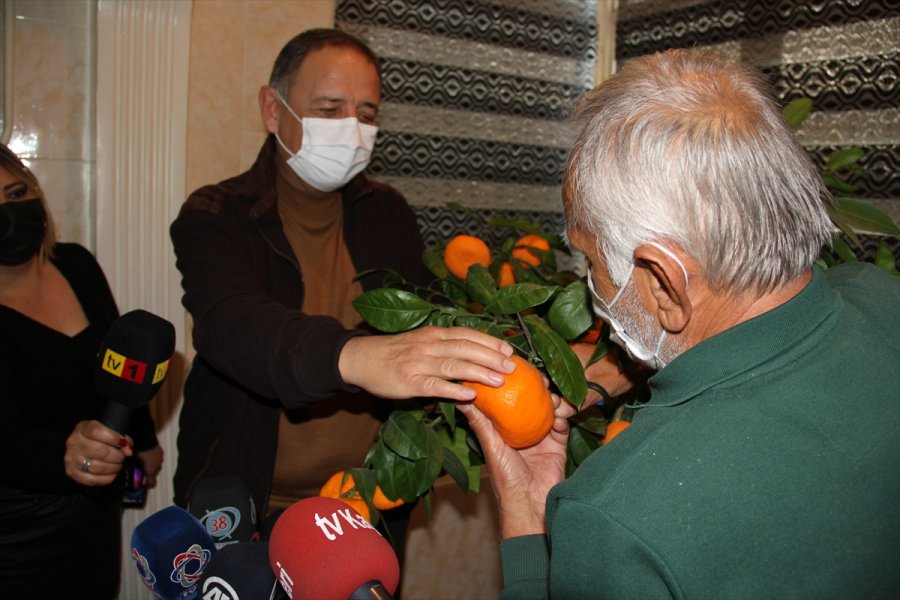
[274, 90, 305, 124]
[648, 242, 689, 287]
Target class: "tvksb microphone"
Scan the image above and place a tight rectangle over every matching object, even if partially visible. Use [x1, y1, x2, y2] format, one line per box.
[187, 475, 259, 548]
[200, 541, 288, 600]
[131, 505, 217, 600]
[269, 496, 400, 600]
[95, 308, 175, 434]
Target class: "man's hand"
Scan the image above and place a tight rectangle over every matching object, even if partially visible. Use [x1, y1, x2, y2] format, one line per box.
[64, 420, 133, 486]
[459, 394, 576, 539]
[339, 326, 516, 401]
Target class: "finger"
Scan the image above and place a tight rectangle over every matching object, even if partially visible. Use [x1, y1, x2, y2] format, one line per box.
[83, 420, 131, 450]
[440, 327, 514, 356]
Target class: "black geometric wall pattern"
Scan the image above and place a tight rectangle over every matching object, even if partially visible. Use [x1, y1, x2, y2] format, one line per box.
[336, 0, 599, 242]
[616, 0, 900, 231]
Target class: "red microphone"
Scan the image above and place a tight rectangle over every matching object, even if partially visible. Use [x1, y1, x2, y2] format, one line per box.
[268, 497, 400, 600]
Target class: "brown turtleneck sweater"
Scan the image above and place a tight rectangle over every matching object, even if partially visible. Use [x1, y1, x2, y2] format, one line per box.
[267, 186, 381, 511]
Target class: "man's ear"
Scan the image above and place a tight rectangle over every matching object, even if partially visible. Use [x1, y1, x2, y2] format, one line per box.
[633, 243, 692, 333]
[259, 85, 280, 134]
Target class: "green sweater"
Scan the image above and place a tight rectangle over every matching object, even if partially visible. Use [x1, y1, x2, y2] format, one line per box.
[501, 263, 900, 599]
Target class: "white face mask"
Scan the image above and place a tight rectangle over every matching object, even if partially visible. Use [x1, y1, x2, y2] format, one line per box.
[587, 242, 689, 370]
[273, 92, 379, 192]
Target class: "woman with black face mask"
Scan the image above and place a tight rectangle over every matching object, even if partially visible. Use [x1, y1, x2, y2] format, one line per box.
[0, 143, 163, 598]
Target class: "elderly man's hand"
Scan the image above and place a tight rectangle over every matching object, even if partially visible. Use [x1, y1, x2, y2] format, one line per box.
[460, 392, 576, 539]
[339, 326, 516, 401]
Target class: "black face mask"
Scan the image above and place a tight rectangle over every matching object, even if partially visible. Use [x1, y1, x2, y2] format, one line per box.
[0, 198, 47, 266]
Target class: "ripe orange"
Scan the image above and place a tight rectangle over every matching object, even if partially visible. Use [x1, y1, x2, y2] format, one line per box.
[511, 234, 550, 268]
[319, 470, 404, 511]
[462, 355, 554, 449]
[498, 262, 516, 287]
[603, 419, 630, 445]
[444, 234, 491, 280]
[336, 496, 371, 523]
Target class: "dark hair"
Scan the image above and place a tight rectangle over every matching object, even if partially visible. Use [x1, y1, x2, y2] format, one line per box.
[268, 28, 380, 98]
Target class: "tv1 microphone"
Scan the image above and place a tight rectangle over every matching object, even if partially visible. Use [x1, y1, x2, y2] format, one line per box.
[187, 475, 259, 548]
[200, 541, 288, 600]
[96, 308, 175, 434]
[268, 496, 400, 600]
[131, 505, 217, 600]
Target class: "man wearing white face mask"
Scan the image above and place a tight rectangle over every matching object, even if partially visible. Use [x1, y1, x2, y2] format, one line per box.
[170, 29, 516, 544]
[460, 48, 900, 599]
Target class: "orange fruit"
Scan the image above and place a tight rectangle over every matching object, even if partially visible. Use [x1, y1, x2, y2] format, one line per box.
[336, 496, 372, 523]
[498, 262, 516, 287]
[511, 234, 550, 268]
[444, 234, 491, 280]
[603, 419, 630, 445]
[462, 355, 554, 449]
[319, 470, 404, 511]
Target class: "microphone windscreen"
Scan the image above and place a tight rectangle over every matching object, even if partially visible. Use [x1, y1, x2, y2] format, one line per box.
[200, 541, 284, 600]
[187, 475, 259, 548]
[96, 309, 176, 409]
[269, 496, 399, 600]
[130, 505, 217, 600]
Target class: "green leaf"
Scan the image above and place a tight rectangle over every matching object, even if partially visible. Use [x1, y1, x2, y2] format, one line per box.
[485, 283, 558, 314]
[426, 311, 456, 327]
[466, 264, 497, 305]
[821, 171, 857, 194]
[440, 446, 469, 492]
[369, 440, 412, 501]
[875, 242, 900, 278]
[439, 278, 470, 304]
[439, 401, 457, 430]
[423, 247, 449, 279]
[834, 197, 900, 235]
[548, 280, 594, 341]
[825, 147, 864, 172]
[567, 425, 600, 469]
[524, 315, 588, 408]
[413, 426, 445, 496]
[382, 411, 430, 460]
[445, 201, 475, 214]
[353, 288, 436, 332]
[782, 97, 812, 130]
[488, 215, 540, 233]
[830, 234, 858, 264]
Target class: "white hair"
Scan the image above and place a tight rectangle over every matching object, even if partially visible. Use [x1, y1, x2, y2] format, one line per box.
[565, 48, 833, 293]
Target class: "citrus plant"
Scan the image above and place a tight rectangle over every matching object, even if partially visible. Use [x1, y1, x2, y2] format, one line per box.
[342, 214, 611, 522]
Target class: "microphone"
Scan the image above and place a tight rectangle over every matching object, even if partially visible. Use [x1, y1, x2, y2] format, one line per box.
[131, 505, 217, 600]
[200, 541, 288, 600]
[187, 475, 259, 548]
[268, 496, 400, 600]
[95, 308, 176, 434]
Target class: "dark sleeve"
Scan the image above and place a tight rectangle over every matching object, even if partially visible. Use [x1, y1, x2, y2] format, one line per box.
[170, 190, 364, 408]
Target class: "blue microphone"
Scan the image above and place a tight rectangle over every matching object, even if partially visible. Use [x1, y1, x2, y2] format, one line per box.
[130, 505, 217, 600]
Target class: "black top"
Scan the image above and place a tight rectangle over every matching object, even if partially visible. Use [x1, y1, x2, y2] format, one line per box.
[0, 243, 158, 495]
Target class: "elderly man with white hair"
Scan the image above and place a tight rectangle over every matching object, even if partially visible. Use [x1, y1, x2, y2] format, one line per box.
[462, 48, 900, 599]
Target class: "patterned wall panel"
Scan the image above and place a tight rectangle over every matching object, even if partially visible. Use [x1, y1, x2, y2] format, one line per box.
[616, 0, 900, 228]
[336, 0, 599, 242]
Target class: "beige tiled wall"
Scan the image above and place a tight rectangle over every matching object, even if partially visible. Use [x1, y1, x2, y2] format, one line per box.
[3, 0, 94, 248]
[185, 0, 337, 196]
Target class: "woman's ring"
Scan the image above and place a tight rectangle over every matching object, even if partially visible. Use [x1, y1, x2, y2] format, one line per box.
[81, 457, 92, 473]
